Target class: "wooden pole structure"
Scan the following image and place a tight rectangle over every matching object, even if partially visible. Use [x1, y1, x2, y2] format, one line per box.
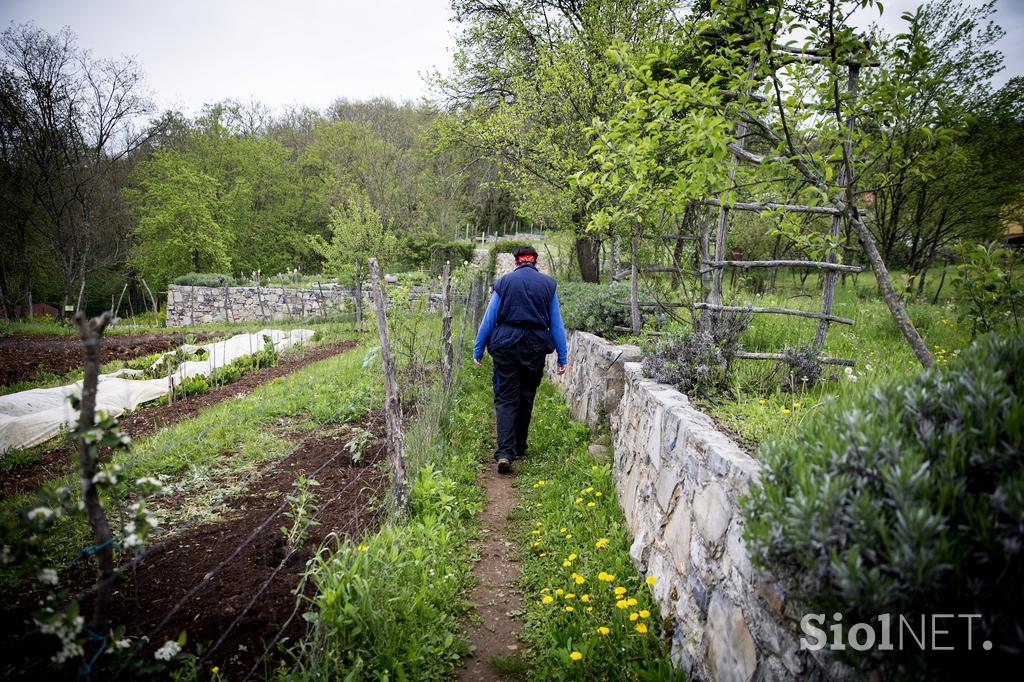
[630, 225, 641, 334]
[441, 261, 453, 391]
[141, 278, 158, 326]
[73, 311, 115, 631]
[369, 258, 409, 519]
[709, 118, 747, 306]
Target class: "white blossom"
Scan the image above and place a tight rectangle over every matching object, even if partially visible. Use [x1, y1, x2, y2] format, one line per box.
[28, 507, 55, 522]
[38, 568, 59, 586]
[154, 640, 181, 661]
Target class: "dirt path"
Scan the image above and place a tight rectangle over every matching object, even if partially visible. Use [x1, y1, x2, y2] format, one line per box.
[458, 464, 526, 681]
[0, 340, 358, 500]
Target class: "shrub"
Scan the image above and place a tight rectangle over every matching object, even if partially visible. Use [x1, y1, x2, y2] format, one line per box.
[557, 282, 637, 339]
[777, 343, 824, 392]
[171, 273, 233, 287]
[641, 310, 749, 398]
[954, 242, 1023, 337]
[398, 234, 445, 269]
[428, 242, 475, 275]
[744, 334, 1024, 678]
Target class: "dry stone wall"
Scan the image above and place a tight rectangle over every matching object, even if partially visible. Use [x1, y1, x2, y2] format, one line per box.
[166, 284, 362, 327]
[546, 331, 841, 682]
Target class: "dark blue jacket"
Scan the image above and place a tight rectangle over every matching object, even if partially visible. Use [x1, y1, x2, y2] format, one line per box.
[473, 263, 568, 364]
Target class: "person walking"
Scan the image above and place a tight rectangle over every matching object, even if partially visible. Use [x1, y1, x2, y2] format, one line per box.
[474, 246, 568, 473]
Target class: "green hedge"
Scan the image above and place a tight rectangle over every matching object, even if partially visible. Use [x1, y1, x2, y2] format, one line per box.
[556, 282, 637, 339]
[744, 334, 1023, 677]
[171, 273, 234, 287]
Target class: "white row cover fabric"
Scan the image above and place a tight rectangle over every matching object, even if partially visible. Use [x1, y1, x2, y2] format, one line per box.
[0, 329, 315, 455]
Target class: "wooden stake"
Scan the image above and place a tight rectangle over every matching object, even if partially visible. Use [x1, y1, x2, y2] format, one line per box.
[630, 225, 641, 334]
[441, 261, 453, 391]
[369, 258, 409, 519]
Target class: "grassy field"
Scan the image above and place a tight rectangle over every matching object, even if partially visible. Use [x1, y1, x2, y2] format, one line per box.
[631, 269, 975, 451]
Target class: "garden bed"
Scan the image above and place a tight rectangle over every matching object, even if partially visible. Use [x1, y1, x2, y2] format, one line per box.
[0, 410, 389, 680]
[0, 332, 226, 389]
[0, 340, 359, 499]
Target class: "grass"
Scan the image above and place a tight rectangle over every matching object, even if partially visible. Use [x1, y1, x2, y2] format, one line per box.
[629, 269, 974, 450]
[0, 342, 377, 591]
[509, 383, 682, 681]
[1, 312, 360, 338]
[285, 361, 488, 681]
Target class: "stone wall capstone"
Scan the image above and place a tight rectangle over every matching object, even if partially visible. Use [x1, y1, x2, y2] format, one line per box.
[545, 330, 841, 682]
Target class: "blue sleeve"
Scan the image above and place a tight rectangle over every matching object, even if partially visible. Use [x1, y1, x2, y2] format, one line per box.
[473, 291, 501, 360]
[550, 291, 567, 365]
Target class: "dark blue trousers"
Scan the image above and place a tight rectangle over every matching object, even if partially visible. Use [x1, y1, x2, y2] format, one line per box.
[491, 333, 548, 462]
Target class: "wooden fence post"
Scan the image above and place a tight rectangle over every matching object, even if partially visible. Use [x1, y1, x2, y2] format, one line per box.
[369, 257, 409, 519]
[630, 225, 642, 334]
[73, 311, 115, 631]
[441, 261, 453, 391]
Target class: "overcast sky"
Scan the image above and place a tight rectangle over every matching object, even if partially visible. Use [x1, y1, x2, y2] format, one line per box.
[2, 0, 1022, 117]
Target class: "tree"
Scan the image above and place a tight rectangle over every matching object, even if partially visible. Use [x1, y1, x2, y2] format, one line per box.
[859, 0, 1022, 292]
[0, 23, 157, 315]
[435, 0, 679, 282]
[310, 196, 398, 330]
[126, 150, 230, 291]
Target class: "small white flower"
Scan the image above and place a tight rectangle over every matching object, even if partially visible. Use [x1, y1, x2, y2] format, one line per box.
[844, 366, 854, 375]
[114, 638, 131, 650]
[124, 522, 136, 534]
[135, 476, 162, 490]
[28, 507, 54, 522]
[865, 363, 873, 371]
[154, 640, 181, 661]
[122, 533, 142, 549]
[38, 568, 59, 586]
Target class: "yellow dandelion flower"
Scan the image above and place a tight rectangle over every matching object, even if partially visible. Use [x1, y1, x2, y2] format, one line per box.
[626, 598, 638, 606]
[758, 399, 766, 405]
[540, 552, 546, 556]
[599, 572, 615, 582]
[541, 587, 550, 593]
[595, 492, 603, 497]
[555, 588, 564, 596]
[566, 593, 576, 600]
[563, 560, 572, 567]
[575, 497, 583, 503]
[587, 501, 596, 507]
[560, 527, 567, 533]
[532, 530, 541, 535]
[614, 586, 626, 595]
[640, 609, 650, 618]
[586, 606, 593, 612]
[570, 651, 583, 661]
[781, 408, 791, 414]
[568, 553, 577, 561]
[597, 626, 610, 636]
[630, 612, 639, 621]
[565, 534, 573, 539]
[542, 595, 554, 604]
[646, 576, 657, 585]
[616, 599, 628, 609]
[636, 623, 648, 633]
[212, 667, 220, 674]
[575, 575, 586, 585]
[581, 594, 590, 602]
[586, 487, 594, 493]
[793, 402, 801, 408]
[565, 606, 575, 612]
[357, 544, 369, 552]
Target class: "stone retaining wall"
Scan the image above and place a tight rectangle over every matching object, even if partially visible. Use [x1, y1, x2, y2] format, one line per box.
[546, 331, 837, 682]
[166, 284, 362, 326]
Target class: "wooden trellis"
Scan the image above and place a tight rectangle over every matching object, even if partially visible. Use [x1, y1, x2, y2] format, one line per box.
[624, 46, 870, 369]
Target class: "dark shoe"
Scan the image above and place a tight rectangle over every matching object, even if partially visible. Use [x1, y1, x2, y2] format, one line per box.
[497, 457, 511, 474]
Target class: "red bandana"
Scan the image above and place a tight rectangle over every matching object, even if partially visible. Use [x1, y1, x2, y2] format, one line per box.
[515, 254, 537, 265]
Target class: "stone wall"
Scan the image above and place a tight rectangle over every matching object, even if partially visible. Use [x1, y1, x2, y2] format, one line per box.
[546, 331, 836, 682]
[166, 284, 362, 327]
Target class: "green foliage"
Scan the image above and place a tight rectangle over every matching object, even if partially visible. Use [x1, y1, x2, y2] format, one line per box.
[556, 282, 636, 338]
[170, 273, 234, 287]
[289, 361, 488, 681]
[953, 242, 1022, 336]
[511, 383, 682, 680]
[310, 195, 398, 289]
[429, 241, 475, 274]
[744, 334, 1024, 676]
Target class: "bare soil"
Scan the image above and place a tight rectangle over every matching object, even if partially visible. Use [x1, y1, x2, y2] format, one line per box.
[0, 332, 226, 387]
[457, 463, 526, 681]
[0, 341, 358, 500]
[0, 411, 388, 681]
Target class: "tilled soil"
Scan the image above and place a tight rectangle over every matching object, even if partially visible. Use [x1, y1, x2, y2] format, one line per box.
[0, 413, 388, 681]
[0, 332, 226, 387]
[0, 341, 358, 500]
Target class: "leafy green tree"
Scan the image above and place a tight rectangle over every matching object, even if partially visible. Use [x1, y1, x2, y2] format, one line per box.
[126, 150, 230, 291]
[436, 0, 679, 282]
[311, 195, 398, 330]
